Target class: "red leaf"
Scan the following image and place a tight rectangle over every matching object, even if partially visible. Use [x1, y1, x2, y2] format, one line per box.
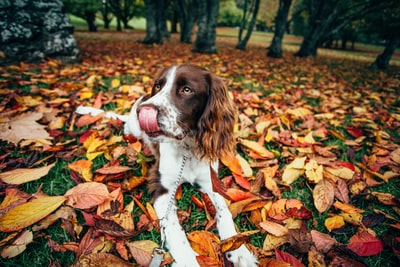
[347, 231, 383, 256]
[275, 249, 305, 267]
[346, 126, 363, 138]
[225, 188, 254, 202]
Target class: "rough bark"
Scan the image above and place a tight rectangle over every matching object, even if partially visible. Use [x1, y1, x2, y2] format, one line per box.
[192, 0, 218, 54]
[267, 0, 292, 58]
[236, 0, 260, 50]
[175, 0, 196, 43]
[370, 37, 400, 70]
[143, 0, 162, 44]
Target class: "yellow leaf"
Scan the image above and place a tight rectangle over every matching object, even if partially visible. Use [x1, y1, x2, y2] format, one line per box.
[333, 201, 365, 213]
[239, 139, 275, 159]
[236, 153, 253, 177]
[263, 234, 289, 251]
[111, 79, 120, 88]
[339, 212, 363, 226]
[305, 159, 323, 183]
[0, 163, 56, 185]
[325, 166, 354, 180]
[304, 131, 316, 144]
[281, 168, 303, 186]
[324, 215, 345, 232]
[287, 107, 313, 118]
[0, 196, 65, 232]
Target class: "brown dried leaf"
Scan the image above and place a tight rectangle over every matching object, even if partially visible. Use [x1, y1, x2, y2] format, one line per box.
[310, 230, 338, 253]
[0, 112, 52, 144]
[313, 179, 334, 213]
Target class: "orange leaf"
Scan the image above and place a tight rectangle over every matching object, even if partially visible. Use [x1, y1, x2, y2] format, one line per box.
[187, 231, 221, 260]
[65, 182, 109, 209]
[68, 160, 93, 182]
[0, 196, 65, 232]
[226, 188, 254, 202]
[232, 173, 251, 190]
[220, 153, 243, 176]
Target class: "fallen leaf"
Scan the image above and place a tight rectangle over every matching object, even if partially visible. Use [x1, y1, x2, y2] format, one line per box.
[347, 231, 383, 256]
[275, 248, 305, 267]
[324, 215, 345, 232]
[239, 138, 275, 159]
[0, 163, 56, 185]
[68, 160, 93, 182]
[0, 196, 65, 232]
[313, 179, 334, 213]
[0, 230, 33, 258]
[259, 221, 288, 237]
[0, 112, 52, 144]
[126, 240, 172, 266]
[308, 246, 326, 267]
[310, 230, 338, 253]
[73, 252, 136, 267]
[65, 182, 110, 209]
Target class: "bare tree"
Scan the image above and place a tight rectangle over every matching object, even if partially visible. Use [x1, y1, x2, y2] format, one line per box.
[236, 0, 260, 50]
[267, 0, 292, 58]
[295, 0, 390, 57]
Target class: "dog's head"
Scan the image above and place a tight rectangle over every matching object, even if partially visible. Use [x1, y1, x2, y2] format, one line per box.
[135, 64, 237, 161]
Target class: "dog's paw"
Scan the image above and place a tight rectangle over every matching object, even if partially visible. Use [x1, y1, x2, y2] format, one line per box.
[226, 245, 258, 267]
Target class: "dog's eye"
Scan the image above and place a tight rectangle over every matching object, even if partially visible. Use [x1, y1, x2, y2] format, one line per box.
[182, 86, 193, 95]
[154, 84, 161, 90]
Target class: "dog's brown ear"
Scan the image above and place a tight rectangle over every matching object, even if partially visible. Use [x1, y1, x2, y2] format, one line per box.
[196, 74, 237, 162]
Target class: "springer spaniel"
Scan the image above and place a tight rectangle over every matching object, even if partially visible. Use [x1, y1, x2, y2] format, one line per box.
[124, 64, 257, 266]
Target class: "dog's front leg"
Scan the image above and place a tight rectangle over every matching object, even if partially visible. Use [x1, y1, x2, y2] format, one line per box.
[197, 167, 258, 267]
[153, 193, 200, 267]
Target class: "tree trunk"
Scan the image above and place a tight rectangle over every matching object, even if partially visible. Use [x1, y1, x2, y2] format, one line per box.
[192, 0, 218, 53]
[101, 0, 112, 29]
[143, 0, 163, 44]
[236, 0, 260, 50]
[175, 0, 196, 43]
[159, 1, 170, 39]
[267, 0, 292, 58]
[85, 11, 97, 32]
[370, 37, 400, 70]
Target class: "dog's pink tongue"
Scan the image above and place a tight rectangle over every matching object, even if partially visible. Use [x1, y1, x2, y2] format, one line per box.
[138, 106, 160, 133]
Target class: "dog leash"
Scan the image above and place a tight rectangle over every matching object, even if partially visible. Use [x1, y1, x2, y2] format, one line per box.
[149, 155, 188, 267]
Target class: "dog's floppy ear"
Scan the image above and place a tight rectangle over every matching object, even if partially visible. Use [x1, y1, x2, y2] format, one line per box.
[196, 74, 237, 162]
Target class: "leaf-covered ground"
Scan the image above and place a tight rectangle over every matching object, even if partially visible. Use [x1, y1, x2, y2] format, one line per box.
[0, 31, 400, 267]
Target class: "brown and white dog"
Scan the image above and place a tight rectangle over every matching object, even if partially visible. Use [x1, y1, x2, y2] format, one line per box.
[124, 64, 257, 267]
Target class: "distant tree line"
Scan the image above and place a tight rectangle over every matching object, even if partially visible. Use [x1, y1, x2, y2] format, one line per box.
[62, 0, 400, 69]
